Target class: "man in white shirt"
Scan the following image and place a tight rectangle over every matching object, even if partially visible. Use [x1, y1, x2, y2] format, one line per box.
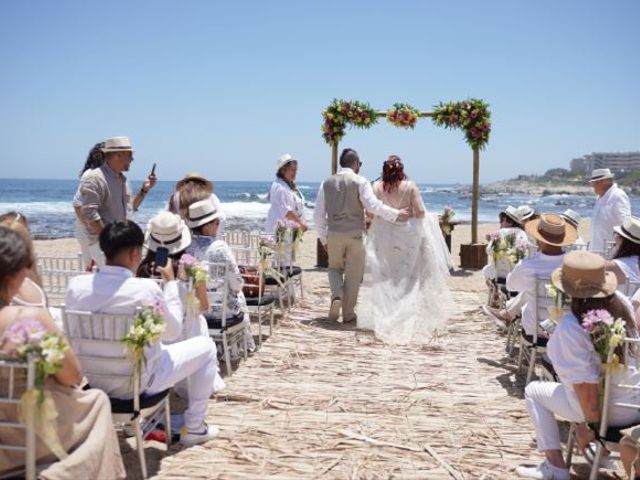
[314, 148, 409, 323]
[506, 214, 577, 337]
[589, 168, 631, 252]
[65, 220, 218, 447]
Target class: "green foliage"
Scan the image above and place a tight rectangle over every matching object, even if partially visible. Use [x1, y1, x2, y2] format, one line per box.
[431, 98, 491, 150]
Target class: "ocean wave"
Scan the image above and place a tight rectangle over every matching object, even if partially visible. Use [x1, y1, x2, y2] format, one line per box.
[220, 201, 270, 219]
[0, 201, 73, 215]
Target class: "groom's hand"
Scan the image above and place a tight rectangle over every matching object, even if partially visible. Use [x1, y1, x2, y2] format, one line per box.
[397, 208, 411, 222]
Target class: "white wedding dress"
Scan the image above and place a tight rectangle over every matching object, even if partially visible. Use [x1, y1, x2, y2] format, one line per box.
[357, 181, 456, 344]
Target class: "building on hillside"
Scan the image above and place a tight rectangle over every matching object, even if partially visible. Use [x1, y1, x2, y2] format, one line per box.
[570, 152, 640, 175]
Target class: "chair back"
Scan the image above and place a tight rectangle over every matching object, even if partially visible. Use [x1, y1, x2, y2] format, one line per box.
[624, 279, 640, 298]
[229, 246, 265, 299]
[0, 356, 36, 480]
[36, 254, 87, 302]
[604, 240, 617, 260]
[566, 243, 588, 252]
[532, 276, 558, 337]
[205, 261, 230, 326]
[61, 309, 142, 408]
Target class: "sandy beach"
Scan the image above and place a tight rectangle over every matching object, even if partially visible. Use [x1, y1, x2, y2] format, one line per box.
[29, 218, 619, 480]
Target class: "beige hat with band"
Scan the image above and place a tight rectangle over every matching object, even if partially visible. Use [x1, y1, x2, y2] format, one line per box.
[551, 250, 617, 298]
[525, 213, 577, 247]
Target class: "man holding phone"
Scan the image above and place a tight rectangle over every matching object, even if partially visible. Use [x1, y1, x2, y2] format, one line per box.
[78, 136, 157, 265]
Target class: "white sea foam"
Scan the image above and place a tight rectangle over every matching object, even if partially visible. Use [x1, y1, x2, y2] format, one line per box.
[220, 201, 270, 219]
[0, 202, 73, 215]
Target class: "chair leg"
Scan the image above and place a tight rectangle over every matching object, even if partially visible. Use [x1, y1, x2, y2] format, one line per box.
[164, 399, 172, 448]
[590, 442, 603, 480]
[243, 330, 248, 360]
[134, 418, 148, 479]
[223, 333, 232, 377]
[506, 322, 514, 353]
[298, 275, 304, 301]
[526, 347, 537, 384]
[565, 423, 575, 468]
[257, 308, 262, 347]
[517, 335, 525, 370]
[270, 308, 274, 337]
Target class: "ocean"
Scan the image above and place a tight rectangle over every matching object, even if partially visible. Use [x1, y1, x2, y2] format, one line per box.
[0, 178, 638, 239]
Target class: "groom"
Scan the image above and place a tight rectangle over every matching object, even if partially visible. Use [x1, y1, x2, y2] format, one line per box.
[314, 148, 409, 323]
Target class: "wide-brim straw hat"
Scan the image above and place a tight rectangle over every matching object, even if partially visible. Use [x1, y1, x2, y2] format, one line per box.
[551, 250, 617, 298]
[145, 211, 192, 254]
[276, 154, 297, 173]
[502, 206, 521, 225]
[589, 168, 614, 183]
[175, 172, 213, 190]
[187, 198, 221, 229]
[101, 136, 133, 153]
[614, 216, 640, 245]
[561, 209, 581, 228]
[525, 213, 577, 247]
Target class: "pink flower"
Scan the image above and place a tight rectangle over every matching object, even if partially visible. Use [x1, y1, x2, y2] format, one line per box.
[581, 309, 613, 332]
[179, 254, 197, 269]
[148, 298, 167, 317]
[3, 319, 46, 347]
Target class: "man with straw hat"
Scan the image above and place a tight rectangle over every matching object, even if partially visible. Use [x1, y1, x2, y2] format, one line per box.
[588, 168, 631, 252]
[505, 214, 577, 337]
[516, 250, 640, 479]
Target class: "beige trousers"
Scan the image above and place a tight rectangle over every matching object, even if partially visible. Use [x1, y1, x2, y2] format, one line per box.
[327, 231, 366, 319]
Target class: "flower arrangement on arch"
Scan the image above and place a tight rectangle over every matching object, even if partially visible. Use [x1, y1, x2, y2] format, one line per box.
[386, 103, 421, 129]
[581, 309, 626, 365]
[1, 318, 70, 459]
[321, 99, 378, 144]
[121, 302, 166, 381]
[431, 99, 491, 150]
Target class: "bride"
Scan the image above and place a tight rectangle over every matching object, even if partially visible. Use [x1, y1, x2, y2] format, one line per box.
[358, 155, 455, 343]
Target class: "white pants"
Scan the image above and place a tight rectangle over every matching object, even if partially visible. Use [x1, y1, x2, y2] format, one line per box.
[75, 221, 105, 267]
[146, 336, 217, 431]
[525, 381, 586, 451]
[506, 292, 525, 317]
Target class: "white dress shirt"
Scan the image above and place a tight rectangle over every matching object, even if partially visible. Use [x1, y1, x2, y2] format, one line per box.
[265, 178, 306, 233]
[506, 252, 565, 335]
[590, 184, 631, 252]
[313, 167, 399, 244]
[64, 265, 184, 398]
[615, 256, 640, 288]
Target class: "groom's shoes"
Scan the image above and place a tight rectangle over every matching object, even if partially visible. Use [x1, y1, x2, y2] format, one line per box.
[342, 313, 357, 324]
[328, 297, 342, 322]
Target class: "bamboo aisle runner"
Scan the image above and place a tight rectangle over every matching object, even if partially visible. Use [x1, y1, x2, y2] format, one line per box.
[121, 269, 623, 479]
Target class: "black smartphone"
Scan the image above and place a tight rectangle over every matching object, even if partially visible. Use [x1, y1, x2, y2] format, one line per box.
[155, 246, 169, 268]
[150, 163, 157, 177]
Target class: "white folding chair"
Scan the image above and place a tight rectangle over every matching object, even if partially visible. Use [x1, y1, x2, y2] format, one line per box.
[205, 262, 248, 376]
[623, 277, 640, 298]
[230, 247, 276, 347]
[566, 337, 640, 479]
[604, 240, 617, 260]
[36, 254, 87, 304]
[61, 309, 171, 480]
[517, 276, 557, 385]
[0, 356, 36, 480]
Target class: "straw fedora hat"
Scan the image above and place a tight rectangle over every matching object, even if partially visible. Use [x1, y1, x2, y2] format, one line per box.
[589, 168, 614, 183]
[101, 136, 133, 153]
[276, 154, 297, 173]
[614, 216, 640, 245]
[551, 250, 617, 298]
[560, 209, 581, 228]
[187, 198, 221, 229]
[145, 212, 192, 254]
[525, 213, 577, 247]
[175, 172, 213, 191]
[502, 206, 521, 225]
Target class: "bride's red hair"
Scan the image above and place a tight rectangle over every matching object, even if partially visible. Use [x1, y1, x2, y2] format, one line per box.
[382, 155, 407, 193]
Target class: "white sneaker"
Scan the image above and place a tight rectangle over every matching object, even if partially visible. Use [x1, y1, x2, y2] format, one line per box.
[328, 297, 342, 322]
[515, 461, 570, 480]
[180, 423, 219, 447]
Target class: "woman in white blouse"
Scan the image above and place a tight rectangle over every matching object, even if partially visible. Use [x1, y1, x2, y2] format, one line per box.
[605, 216, 640, 289]
[264, 154, 307, 234]
[516, 251, 640, 480]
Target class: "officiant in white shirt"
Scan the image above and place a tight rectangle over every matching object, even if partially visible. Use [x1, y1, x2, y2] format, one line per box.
[589, 168, 631, 252]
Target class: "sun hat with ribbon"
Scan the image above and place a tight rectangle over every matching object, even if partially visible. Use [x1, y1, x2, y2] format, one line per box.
[560, 209, 581, 228]
[101, 136, 134, 153]
[187, 198, 221, 229]
[276, 154, 297, 173]
[145, 211, 192, 254]
[614, 216, 640, 245]
[502, 206, 522, 225]
[525, 213, 577, 247]
[589, 168, 614, 183]
[551, 250, 617, 298]
[516, 205, 536, 222]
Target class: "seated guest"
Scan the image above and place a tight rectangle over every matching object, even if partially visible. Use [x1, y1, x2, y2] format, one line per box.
[516, 251, 640, 479]
[167, 172, 226, 236]
[605, 216, 640, 288]
[186, 199, 256, 354]
[65, 220, 219, 446]
[0, 226, 125, 479]
[0, 212, 46, 308]
[560, 209, 587, 247]
[482, 206, 529, 283]
[506, 214, 576, 338]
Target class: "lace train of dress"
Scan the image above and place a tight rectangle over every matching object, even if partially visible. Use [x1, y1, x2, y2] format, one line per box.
[358, 213, 456, 343]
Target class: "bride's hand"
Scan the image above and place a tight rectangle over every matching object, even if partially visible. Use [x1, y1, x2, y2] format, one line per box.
[397, 208, 411, 222]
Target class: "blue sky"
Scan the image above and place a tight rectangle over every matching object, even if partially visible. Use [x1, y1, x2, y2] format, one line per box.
[0, 1, 638, 184]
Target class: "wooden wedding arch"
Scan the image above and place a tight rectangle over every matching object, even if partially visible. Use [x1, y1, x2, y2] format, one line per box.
[320, 99, 492, 268]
